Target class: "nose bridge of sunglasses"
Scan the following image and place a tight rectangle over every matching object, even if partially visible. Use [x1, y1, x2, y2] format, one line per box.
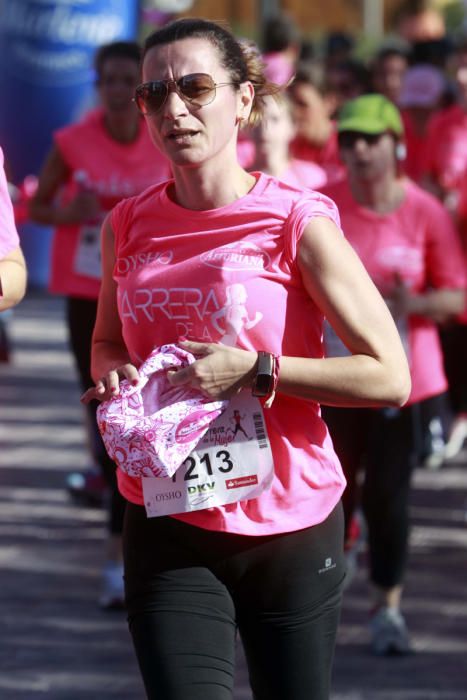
[167, 78, 188, 100]
[164, 79, 197, 110]
[166, 78, 217, 111]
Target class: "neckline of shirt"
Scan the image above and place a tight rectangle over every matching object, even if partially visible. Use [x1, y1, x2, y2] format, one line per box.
[158, 171, 269, 219]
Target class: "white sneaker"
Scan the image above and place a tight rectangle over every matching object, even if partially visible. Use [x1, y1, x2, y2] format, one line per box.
[423, 447, 445, 470]
[369, 606, 413, 656]
[422, 417, 446, 470]
[99, 562, 125, 610]
[444, 415, 467, 460]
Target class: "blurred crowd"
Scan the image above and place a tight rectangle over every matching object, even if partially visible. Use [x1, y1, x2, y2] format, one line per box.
[242, 4, 467, 654]
[1, 0, 467, 662]
[250, 5, 467, 460]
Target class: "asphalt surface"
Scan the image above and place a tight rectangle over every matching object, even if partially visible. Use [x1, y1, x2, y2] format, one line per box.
[1, 290, 466, 699]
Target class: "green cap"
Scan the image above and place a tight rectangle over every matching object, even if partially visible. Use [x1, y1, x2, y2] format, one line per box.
[337, 94, 403, 136]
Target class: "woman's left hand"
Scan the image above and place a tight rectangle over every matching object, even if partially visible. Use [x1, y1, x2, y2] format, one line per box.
[167, 340, 257, 400]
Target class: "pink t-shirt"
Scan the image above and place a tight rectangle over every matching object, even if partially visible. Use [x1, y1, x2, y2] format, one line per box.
[424, 104, 467, 324]
[50, 108, 171, 300]
[425, 104, 467, 191]
[323, 178, 466, 404]
[110, 172, 346, 535]
[290, 125, 346, 185]
[0, 147, 19, 259]
[401, 110, 430, 183]
[280, 158, 327, 190]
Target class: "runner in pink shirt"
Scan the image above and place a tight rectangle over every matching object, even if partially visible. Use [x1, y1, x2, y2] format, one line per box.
[250, 93, 327, 190]
[398, 64, 446, 183]
[287, 62, 346, 185]
[424, 102, 467, 208]
[0, 146, 27, 311]
[423, 35, 467, 209]
[322, 94, 465, 656]
[422, 37, 467, 458]
[29, 41, 171, 610]
[82, 19, 410, 699]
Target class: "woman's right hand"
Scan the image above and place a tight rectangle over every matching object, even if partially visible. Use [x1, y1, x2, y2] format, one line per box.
[80, 363, 140, 404]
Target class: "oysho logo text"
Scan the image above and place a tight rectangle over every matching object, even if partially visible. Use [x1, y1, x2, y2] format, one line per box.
[117, 251, 173, 275]
[151, 491, 182, 502]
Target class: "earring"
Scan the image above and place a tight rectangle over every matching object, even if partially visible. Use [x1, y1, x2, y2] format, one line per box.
[396, 143, 407, 161]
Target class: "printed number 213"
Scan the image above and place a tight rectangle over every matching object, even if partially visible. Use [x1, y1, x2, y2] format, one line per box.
[172, 450, 234, 482]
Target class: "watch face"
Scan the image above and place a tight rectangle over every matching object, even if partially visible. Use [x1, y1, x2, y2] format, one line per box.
[252, 352, 274, 397]
[252, 372, 271, 397]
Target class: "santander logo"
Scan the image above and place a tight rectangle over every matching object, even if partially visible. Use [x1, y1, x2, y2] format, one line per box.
[175, 409, 223, 444]
[201, 242, 270, 272]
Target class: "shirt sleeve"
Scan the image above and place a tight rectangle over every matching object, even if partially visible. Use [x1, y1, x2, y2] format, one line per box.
[284, 191, 342, 265]
[110, 196, 138, 256]
[0, 147, 20, 259]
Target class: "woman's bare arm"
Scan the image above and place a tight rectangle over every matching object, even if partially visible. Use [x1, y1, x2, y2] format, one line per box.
[169, 217, 411, 407]
[0, 245, 27, 311]
[29, 145, 99, 226]
[80, 217, 138, 403]
[277, 216, 411, 406]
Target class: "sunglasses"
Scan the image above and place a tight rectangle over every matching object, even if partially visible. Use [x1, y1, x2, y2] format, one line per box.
[338, 131, 385, 149]
[134, 73, 237, 115]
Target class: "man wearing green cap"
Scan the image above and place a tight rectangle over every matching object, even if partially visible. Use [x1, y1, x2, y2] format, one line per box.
[322, 94, 466, 655]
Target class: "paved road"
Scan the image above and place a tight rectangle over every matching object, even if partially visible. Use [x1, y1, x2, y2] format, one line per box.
[1, 291, 466, 699]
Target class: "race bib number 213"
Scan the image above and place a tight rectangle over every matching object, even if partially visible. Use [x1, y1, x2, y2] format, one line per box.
[142, 392, 274, 517]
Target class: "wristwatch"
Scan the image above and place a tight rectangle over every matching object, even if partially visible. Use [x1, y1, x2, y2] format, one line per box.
[251, 351, 274, 397]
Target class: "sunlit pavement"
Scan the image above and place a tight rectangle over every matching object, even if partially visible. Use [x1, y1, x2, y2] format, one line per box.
[1, 290, 466, 699]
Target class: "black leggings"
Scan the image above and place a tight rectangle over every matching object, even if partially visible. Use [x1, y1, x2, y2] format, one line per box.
[439, 322, 467, 416]
[123, 503, 345, 700]
[322, 398, 441, 588]
[66, 296, 125, 534]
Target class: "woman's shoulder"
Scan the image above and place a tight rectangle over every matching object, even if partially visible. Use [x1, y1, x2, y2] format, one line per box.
[265, 175, 342, 234]
[112, 179, 171, 223]
[254, 174, 340, 237]
[258, 171, 337, 210]
[109, 181, 170, 251]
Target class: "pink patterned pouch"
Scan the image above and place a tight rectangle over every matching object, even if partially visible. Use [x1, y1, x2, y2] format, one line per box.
[96, 344, 228, 478]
